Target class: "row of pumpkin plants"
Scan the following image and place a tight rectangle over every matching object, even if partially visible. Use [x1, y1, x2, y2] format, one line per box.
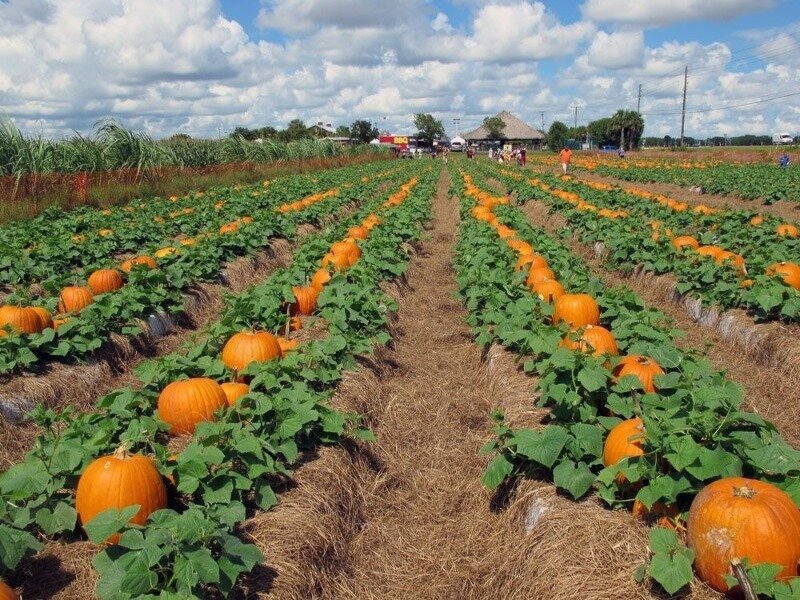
[453, 167, 800, 598]
[482, 161, 800, 323]
[0, 162, 404, 375]
[563, 153, 800, 204]
[0, 164, 437, 599]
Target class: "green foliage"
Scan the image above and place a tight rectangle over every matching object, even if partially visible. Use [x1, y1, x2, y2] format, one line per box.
[413, 113, 445, 146]
[546, 121, 568, 152]
[350, 120, 379, 144]
[482, 116, 506, 140]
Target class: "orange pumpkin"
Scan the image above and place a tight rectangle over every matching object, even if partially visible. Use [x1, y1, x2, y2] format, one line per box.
[31, 307, 53, 331]
[632, 499, 679, 528]
[532, 279, 565, 303]
[776, 223, 799, 238]
[515, 253, 548, 272]
[75, 446, 167, 543]
[321, 252, 351, 272]
[220, 382, 250, 407]
[715, 251, 745, 274]
[671, 235, 700, 251]
[687, 478, 800, 594]
[766, 262, 800, 291]
[221, 331, 281, 373]
[310, 267, 332, 291]
[219, 222, 239, 234]
[278, 337, 299, 357]
[88, 268, 124, 294]
[613, 355, 664, 393]
[526, 266, 556, 287]
[120, 256, 157, 273]
[154, 246, 179, 259]
[552, 293, 601, 328]
[602, 418, 645, 483]
[749, 215, 764, 226]
[561, 325, 618, 356]
[58, 286, 94, 314]
[0, 305, 45, 334]
[289, 286, 318, 316]
[347, 226, 369, 240]
[157, 377, 228, 435]
[330, 240, 361, 265]
[507, 239, 533, 256]
[695, 245, 724, 260]
[0, 581, 17, 600]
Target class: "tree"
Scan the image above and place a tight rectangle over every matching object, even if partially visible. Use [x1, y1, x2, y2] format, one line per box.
[413, 113, 445, 147]
[546, 121, 569, 152]
[588, 118, 615, 147]
[350, 120, 379, 144]
[610, 110, 644, 150]
[336, 125, 351, 137]
[278, 119, 310, 142]
[482, 116, 506, 140]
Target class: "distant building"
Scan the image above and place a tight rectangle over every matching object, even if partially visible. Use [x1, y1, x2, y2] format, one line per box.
[462, 111, 546, 150]
[308, 122, 337, 138]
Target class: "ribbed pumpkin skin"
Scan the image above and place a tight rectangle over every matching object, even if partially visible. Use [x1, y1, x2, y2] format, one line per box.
[613, 355, 664, 393]
[321, 252, 351, 272]
[672, 236, 700, 250]
[603, 417, 645, 472]
[310, 268, 332, 292]
[552, 294, 601, 328]
[0, 580, 18, 600]
[515, 253, 548, 272]
[289, 286, 319, 316]
[532, 279, 565, 303]
[0, 305, 45, 334]
[687, 478, 800, 594]
[31, 306, 53, 331]
[88, 268, 124, 294]
[221, 331, 281, 373]
[278, 337, 299, 357]
[75, 448, 167, 544]
[158, 378, 227, 435]
[220, 382, 249, 407]
[120, 256, 157, 273]
[526, 266, 556, 287]
[58, 286, 94, 314]
[561, 325, 618, 356]
[330, 240, 361, 265]
[347, 226, 369, 240]
[766, 262, 800, 291]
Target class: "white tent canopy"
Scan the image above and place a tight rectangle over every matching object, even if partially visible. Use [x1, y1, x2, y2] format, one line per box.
[450, 135, 466, 145]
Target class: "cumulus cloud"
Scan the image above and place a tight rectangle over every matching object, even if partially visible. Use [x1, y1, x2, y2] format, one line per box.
[587, 31, 646, 69]
[581, 0, 773, 27]
[256, 0, 427, 34]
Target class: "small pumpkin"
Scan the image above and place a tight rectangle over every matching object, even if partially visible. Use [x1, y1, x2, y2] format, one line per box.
[687, 477, 800, 594]
[58, 286, 94, 314]
[221, 331, 281, 374]
[526, 266, 556, 287]
[0, 581, 17, 600]
[121, 256, 157, 273]
[602, 418, 645, 483]
[532, 279, 565, 303]
[98, 228, 114, 237]
[310, 267, 332, 291]
[561, 325, 618, 356]
[632, 499, 679, 528]
[75, 445, 167, 543]
[289, 286, 318, 316]
[0, 305, 44, 334]
[695, 245, 724, 260]
[347, 226, 369, 240]
[613, 355, 664, 393]
[154, 246, 179, 259]
[88, 268, 124, 294]
[219, 222, 239, 234]
[766, 261, 800, 291]
[552, 293, 601, 328]
[220, 381, 250, 407]
[671, 235, 700, 251]
[321, 252, 351, 272]
[749, 215, 764, 226]
[158, 377, 228, 435]
[776, 223, 799, 238]
[278, 337, 299, 357]
[715, 250, 745, 274]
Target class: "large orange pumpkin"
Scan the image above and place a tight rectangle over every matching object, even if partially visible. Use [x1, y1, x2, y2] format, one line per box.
[289, 286, 318, 316]
[330, 240, 361, 265]
[687, 478, 800, 594]
[526, 266, 556, 287]
[221, 331, 281, 373]
[561, 325, 618, 356]
[532, 279, 565, 303]
[776, 223, 799, 238]
[612, 355, 664, 393]
[715, 251, 745, 275]
[120, 256, 157, 273]
[695, 245, 724, 260]
[602, 418, 645, 483]
[310, 268, 332, 291]
[515, 253, 548, 272]
[766, 262, 800, 291]
[75, 446, 167, 543]
[157, 378, 228, 435]
[552, 293, 601, 328]
[671, 236, 700, 251]
[0, 305, 45, 334]
[507, 239, 533, 255]
[88, 268, 124, 294]
[58, 286, 94, 314]
[321, 252, 351, 273]
[347, 226, 369, 240]
[749, 215, 764, 226]
[220, 382, 250, 407]
[278, 337, 299, 357]
[0, 581, 17, 600]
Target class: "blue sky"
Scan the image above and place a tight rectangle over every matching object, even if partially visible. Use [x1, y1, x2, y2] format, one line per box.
[2, 0, 799, 139]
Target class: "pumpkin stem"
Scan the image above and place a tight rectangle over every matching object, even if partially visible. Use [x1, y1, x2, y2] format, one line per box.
[732, 485, 756, 499]
[284, 304, 291, 339]
[113, 445, 131, 460]
[730, 558, 758, 600]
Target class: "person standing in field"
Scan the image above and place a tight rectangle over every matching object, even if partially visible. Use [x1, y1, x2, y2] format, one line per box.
[559, 146, 572, 174]
[780, 152, 790, 168]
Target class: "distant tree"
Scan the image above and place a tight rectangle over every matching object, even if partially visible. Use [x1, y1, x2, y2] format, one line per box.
[413, 113, 445, 146]
[350, 120, 378, 143]
[257, 126, 277, 139]
[588, 118, 615, 147]
[611, 110, 644, 150]
[482, 116, 506, 140]
[336, 125, 351, 137]
[278, 119, 310, 142]
[546, 121, 569, 152]
[167, 133, 192, 142]
[231, 127, 258, 141]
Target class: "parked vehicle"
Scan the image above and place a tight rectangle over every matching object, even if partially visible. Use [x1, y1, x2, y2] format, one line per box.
[773, 133, 794, 144]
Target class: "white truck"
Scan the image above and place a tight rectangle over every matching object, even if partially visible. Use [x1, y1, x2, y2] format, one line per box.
[773, 133, 794, 144]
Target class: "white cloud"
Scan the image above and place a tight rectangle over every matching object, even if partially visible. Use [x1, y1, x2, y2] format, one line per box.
[581, 0, 773, 27]
[587, 31, 646, 69]
[256, 0, 427, 34]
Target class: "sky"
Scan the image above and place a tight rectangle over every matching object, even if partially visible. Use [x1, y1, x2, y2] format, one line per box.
[1, 0, 799, 140]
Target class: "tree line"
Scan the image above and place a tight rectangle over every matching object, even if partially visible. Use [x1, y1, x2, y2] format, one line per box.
[546, 110, 645, 151]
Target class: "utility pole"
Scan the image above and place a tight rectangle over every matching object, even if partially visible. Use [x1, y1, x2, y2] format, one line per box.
[574, 105, 578, 128]
[680, 66, 688, 147]
[540, 111, 545, 131]
[453, 117, 460, 137]
[637, 84, 642, 113]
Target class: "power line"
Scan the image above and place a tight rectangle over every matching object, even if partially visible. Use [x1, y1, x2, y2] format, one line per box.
[642, 88, 800, 116]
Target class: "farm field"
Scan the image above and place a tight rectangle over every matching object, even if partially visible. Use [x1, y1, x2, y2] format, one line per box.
[2, 157, 800, 599]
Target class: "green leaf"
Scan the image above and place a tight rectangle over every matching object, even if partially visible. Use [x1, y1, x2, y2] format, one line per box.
[482, 454, 513, 489]
[36, 501, 78, 535]
[85, 505, 141, 543]
[552, 460, 595, 499]
[576, 365, 608, 392]
[649, 545, 694, 595]
[512, 426, 568, 469]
